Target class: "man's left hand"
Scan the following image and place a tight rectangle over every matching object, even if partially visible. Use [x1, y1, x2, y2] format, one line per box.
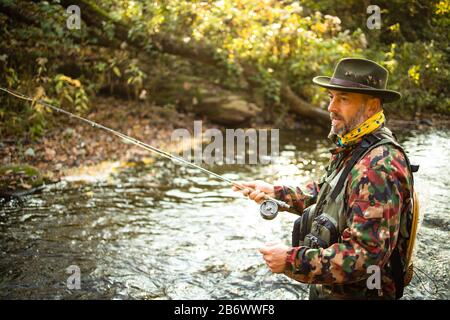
[259, 242, 290, 273]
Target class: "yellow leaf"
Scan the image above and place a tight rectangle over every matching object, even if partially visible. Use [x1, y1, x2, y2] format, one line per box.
[33, 86, 46, 101]
[142, 157, 155, 165]
[113, 66, 121, 77]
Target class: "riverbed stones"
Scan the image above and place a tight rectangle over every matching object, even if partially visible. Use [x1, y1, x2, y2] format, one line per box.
[0, 164, 45, 198]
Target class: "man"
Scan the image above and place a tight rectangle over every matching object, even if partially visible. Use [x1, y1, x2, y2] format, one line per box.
[233, 58, 416, 299]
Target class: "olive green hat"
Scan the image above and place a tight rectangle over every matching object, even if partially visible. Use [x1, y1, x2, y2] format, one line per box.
[312, 58, 401, 103]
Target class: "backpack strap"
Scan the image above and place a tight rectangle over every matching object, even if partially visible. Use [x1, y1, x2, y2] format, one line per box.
[329, 134, 381, 201]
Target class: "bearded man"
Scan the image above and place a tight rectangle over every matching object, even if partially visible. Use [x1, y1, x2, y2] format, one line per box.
[233, 58, 417, 300]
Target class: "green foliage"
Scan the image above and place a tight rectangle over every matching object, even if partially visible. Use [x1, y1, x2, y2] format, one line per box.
[298, 0, 450, 114]
[0, 0, 448, 141]
[0, 0, 90, 139]
[158, 0, 368, 107]
[125, 59, 147, 96]
[54, 74, 88, 113]
[381, 41, 450, 114]
[144, 0, 448, 114]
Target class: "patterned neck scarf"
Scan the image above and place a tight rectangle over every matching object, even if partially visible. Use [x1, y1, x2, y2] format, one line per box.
[337, 110, 385, 147]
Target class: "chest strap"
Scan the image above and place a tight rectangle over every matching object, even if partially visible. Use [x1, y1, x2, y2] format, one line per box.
[330, 134, 381, 201]
[329, 133, 418, 202]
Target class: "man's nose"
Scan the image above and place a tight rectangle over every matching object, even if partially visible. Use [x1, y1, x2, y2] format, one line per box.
[327, 98, 339, 114]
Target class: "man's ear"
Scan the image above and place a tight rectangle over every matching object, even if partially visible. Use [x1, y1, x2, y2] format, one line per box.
[366, 96, 381, 114]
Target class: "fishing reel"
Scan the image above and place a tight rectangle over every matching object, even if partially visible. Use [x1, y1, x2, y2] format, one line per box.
[259, 199, 279, 220]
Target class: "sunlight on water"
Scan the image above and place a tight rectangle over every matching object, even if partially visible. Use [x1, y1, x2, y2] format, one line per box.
[0, 129, 448, 299]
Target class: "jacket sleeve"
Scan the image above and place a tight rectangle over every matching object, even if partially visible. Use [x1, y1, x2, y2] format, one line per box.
[274, 181, 320, 215]
[283, 145, 412, 284]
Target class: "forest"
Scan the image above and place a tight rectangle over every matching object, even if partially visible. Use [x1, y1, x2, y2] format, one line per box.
[0, 0, 448, 140]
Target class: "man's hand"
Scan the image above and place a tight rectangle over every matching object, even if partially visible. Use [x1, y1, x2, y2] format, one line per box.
[259, 242, 290, 273]
[231, 180, 275, 204]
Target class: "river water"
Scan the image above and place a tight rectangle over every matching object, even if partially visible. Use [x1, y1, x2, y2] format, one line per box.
[0, 128, 449, 299]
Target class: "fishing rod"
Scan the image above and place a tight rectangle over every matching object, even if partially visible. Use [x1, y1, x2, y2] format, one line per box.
[0, 87, 289, 219]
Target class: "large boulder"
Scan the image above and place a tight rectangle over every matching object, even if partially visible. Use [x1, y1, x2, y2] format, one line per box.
[152, 75, 262, 125]
[195, 94, 261, 125]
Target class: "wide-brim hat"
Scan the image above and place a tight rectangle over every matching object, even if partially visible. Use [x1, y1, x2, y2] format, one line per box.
[312, 58, 401, 103]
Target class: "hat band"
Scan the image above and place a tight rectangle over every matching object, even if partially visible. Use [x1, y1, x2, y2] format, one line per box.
[330, 77, 374, 89]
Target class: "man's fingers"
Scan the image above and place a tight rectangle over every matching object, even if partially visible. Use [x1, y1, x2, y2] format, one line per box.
[254, 192, 267, 203]
[232, 181, 271, 204]
[249, 190, 260, 200]
[240, 181, 257, 188]
[234, 181, 256, 190]
[259, 246, 269, 254]
[232, 185, 250, 195]
[232, 182, 256, 195]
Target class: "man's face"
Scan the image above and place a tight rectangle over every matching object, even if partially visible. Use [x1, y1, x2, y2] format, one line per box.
[327, 90, 377, 136]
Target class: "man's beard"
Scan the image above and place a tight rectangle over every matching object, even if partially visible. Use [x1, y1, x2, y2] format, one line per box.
[328, 104, 367, 138]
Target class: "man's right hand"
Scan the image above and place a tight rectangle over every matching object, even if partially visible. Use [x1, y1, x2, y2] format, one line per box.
[231, 180, 275, 204]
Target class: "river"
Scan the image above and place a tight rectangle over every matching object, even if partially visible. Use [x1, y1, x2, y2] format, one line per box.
[0, 128, 449, 299]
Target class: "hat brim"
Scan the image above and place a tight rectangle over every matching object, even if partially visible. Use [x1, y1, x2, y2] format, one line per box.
[313, 76, 401, 103]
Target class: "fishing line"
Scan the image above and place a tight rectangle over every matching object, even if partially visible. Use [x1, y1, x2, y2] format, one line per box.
[0, 87, 290, 219]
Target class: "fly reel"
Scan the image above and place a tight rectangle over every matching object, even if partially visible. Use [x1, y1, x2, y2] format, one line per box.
[259, 199, 279, 220]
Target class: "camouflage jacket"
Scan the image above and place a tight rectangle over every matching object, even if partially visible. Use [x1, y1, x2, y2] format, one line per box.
[274, 129, 413, 299]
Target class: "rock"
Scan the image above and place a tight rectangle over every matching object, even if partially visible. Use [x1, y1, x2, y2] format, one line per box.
[153, 75, 262, 125]
[63, 128, 75, 138]
[419, 119, 433, 126]
[44, 148, 56, 161]
[0, 164, 46, 198]
[197, 95, 262, 125]
[24, 148, 35, 158]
